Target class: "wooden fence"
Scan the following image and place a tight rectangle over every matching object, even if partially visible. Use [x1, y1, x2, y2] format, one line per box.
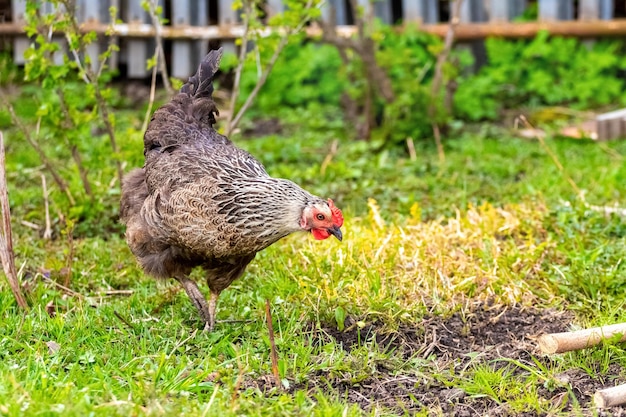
[0, 0, 624, 79]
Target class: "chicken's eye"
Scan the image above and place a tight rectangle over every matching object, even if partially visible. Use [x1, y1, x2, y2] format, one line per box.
[316, 213, 325, 221]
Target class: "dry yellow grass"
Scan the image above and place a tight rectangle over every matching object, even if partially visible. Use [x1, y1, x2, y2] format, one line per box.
[268, 199, 559, 325]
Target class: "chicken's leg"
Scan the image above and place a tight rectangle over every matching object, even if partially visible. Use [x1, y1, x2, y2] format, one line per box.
[176, 276, 212, 330]
[208, 290, 220, 332]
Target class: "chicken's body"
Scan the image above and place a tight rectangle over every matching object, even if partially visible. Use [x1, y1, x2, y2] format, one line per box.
[120, 49, 343, 330]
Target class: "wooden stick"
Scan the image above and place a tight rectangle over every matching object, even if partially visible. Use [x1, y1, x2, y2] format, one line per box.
[406, 137, 416, 162]
[41, 174, 52, 239]
[594, 383, 626, 408]
[0, 132, 29, 310]
[320, 140, 339, 176]
[113, 310, 137, 333]
[265, 299, 281, 389]
[41, 274, 83, 299]
[5, 20, 626, 41]
[537, 322, 626, 354]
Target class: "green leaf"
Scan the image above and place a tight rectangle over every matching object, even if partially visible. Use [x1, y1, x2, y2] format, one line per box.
[335, 306, 346, 331]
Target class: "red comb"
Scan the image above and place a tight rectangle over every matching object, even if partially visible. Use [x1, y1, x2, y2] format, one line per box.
[328, 199, 344, 227]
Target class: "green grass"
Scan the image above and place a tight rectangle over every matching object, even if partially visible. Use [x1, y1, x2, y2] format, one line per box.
[2, 104, 626, 415]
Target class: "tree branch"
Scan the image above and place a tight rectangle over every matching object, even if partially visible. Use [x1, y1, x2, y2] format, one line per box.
[431, 0, 462, 97]
[318, 0, 395, 139]
[229, 34, 288, 133]
[142, 51, 160, 133]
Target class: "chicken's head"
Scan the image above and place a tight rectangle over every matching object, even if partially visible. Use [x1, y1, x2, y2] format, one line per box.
[300, 199, 344, 241]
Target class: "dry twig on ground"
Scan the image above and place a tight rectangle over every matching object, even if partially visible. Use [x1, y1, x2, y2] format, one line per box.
[517, 115, 583, 198]
[41, 174, 52, 239]
[265, 299, 281, 389]
[516, 115, 626, 218]
[538, 321, 626, 409]
[113, 310, 138, 333]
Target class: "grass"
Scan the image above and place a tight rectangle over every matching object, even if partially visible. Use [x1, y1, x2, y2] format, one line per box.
[1, 101, 626, 415]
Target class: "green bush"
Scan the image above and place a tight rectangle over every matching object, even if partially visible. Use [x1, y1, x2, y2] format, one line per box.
[455, 32, 626, 120]
[2, 0, 125, 237]
[238, 29, 626, 130]
[0, 52, 19, 86]
[230, 42, 347, 114]
[232, 25, 448, 142]
[376, 25, 453, 143]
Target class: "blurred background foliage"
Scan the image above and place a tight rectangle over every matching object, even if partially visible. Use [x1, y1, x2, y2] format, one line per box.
[233, 28, 626, 128]
[2, 17, 626, 238]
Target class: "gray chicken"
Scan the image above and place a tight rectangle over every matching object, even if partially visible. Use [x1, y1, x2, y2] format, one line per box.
[120, 48, 344, 330]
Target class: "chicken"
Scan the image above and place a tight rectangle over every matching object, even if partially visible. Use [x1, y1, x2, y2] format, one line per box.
[120, 48, 344, 330]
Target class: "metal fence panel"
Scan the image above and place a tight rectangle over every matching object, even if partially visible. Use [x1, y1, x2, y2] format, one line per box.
[579, 0, 614, 20]
[124, 0, 150, 77]
[11, 0, 27, 65]
[7, 0, 626, 79]
[488, 0, 526, 22]
[539, 0, 574, 21]
[172, 0, 193, 78]
[402, 0, 439, 23]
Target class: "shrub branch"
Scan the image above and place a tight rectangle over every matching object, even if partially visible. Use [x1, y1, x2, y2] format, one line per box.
[3, 101, 76, 206]
[58, 0, 124, 187]
[226, 1, 252, 136]
[429, 0, 464, 163]
[144, 0, 174, 95]
[318, 0, 395, 139]
[142, 52, 160, 132]
[56, 87, 94, 199]
[226, 0, 317, 136]
[0, 132, 29, 311]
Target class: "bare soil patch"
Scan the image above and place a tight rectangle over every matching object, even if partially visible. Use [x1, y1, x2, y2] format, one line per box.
[294, 305, 626, 416]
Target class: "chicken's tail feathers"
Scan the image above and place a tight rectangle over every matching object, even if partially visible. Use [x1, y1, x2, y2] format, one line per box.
[142, 48, 224, 155]
[181, 48, 224, 99]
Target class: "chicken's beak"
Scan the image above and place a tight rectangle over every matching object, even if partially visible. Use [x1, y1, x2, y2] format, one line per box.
[328, 225, 343, 241]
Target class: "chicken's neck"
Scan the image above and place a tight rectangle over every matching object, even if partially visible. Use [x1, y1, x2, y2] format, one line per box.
[226, 178, 319, 240]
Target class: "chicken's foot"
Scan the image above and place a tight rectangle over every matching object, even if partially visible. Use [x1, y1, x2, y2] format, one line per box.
[176, 276, 212, 330]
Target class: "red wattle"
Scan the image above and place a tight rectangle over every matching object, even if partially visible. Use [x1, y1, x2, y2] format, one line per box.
[311, 228, 331, 240]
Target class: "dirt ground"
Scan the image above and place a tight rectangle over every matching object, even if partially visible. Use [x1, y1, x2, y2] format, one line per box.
[272, 305, 626, 416]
